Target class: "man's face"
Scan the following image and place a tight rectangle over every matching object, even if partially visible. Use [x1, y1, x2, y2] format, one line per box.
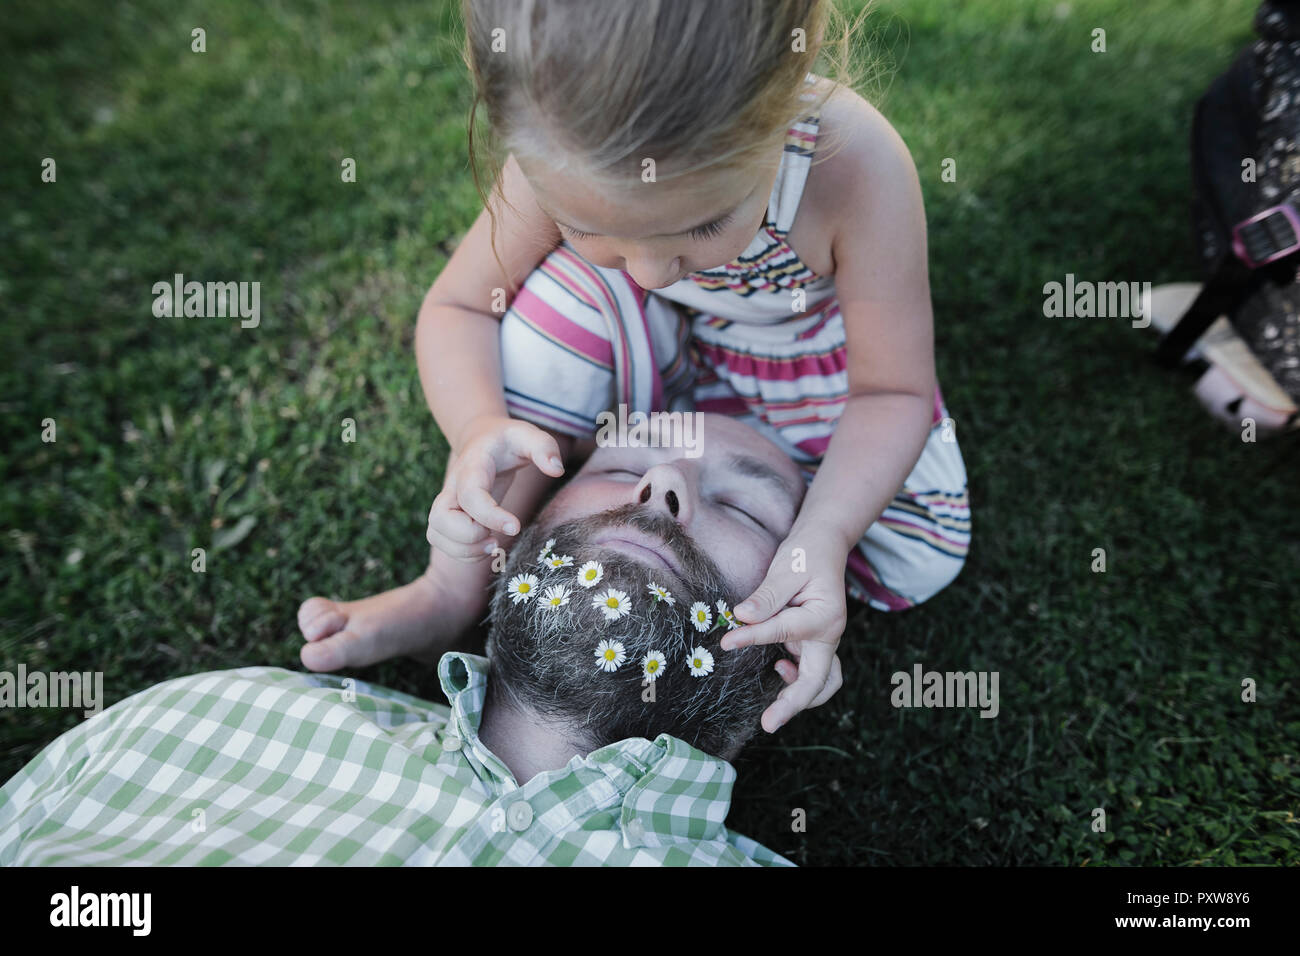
[538, 414, 806, 600]
[484, 414, 806, 758]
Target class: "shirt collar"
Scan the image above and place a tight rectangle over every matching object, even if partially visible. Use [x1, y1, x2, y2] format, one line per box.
[437, 651, 739, 848]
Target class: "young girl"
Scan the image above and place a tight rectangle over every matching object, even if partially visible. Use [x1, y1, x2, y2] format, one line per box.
[298, 0, 970, 730]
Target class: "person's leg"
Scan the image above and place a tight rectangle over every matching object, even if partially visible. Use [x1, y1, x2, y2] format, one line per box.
[298, 242, 680, 670]
[687, 301, 971, 609]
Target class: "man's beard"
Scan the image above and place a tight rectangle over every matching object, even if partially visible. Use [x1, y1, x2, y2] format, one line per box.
[483, 503, 785, 758]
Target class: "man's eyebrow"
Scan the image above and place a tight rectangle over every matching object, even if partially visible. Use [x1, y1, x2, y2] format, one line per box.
[538, 187, 752, 239]
[723, 454, 802, 512]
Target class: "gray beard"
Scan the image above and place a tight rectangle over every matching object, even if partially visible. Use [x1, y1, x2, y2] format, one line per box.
[483, 503, 783, 758]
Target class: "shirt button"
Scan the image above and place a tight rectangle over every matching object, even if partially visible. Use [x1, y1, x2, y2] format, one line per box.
[443, 734, 462, 752]
[507, 801, 533, 831]
[625, 817, 646, 842]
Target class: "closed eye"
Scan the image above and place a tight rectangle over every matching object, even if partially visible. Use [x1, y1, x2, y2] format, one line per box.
[561, 212, 734, 242]
[721, 500, 766, 530]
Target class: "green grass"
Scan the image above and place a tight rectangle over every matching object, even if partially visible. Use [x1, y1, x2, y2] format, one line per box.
[1, 0, 1297, 865]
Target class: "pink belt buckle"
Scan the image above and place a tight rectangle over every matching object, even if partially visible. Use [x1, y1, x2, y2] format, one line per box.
[1232, 203, 1300, 268]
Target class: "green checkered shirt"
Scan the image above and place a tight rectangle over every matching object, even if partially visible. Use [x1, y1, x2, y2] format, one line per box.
[0, 653, 793, 866]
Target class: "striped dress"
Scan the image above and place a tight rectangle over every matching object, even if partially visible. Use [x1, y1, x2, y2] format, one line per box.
[499, 79, 970, 611]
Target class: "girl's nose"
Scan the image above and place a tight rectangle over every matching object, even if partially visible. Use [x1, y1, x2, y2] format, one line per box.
[623, 256, 682, 290]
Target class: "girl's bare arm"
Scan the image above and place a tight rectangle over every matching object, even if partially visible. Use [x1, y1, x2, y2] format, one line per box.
[416, 153, 564, 453]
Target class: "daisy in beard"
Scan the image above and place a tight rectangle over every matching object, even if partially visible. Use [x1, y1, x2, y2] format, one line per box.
[687, 646, 715, 677]
[641, 650, 667, 682]
[594, 639, 626, 673]
[592, 588, 631, 622]
[543, 552, 574, 571]
[688, 601, 712, 632]
[646, 581, 675, 606]
[538, 584, 571, 612]
[506, 573, 539, 604]
[715, 599, 739, 630]
[575, 560, 604, 588]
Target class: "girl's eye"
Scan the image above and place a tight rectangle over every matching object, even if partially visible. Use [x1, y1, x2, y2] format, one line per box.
[690, 213, 733, 241]
[562, 212, 733, 242]
[605, 468, 641, 477]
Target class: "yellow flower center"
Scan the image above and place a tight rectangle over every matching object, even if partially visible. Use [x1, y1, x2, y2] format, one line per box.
[647, 660, 658, 672]
[693, 658, 702, 667]
[585, 569, 596, 580]
[519, 582, 530, 593]
[604, 649, 615, 660]
[606, 597, 619, 608]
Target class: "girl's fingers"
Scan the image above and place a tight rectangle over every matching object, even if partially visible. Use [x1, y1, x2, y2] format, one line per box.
[429, 498, 496, 547]
[808, 654, 843, 708]
[774, 658, 799, 684]
[428, 530, 500, 562]
[761, 642, 837, 732]
[515, 425, 564, 477]
[722, 606, 818, 650]
[456, 464, 519, 535]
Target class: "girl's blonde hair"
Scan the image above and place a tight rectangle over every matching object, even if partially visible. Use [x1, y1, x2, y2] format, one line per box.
[458, 0, 876, 290]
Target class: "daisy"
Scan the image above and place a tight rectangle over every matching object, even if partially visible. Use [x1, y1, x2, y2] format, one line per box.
[538, 584, 571, 612]
[687, 646, 715, 677]
[688, 601, 713, 632]
[536, 538, 556, 564]
[646, 581, 675, 606]
[715, 599, 739, 630]
[592, 588, 632, 622]
[544, 553, 574, 570]
[575, 559, 604, 589]
[594, 638, 627, 673]
[641, 650, 667, 682]
[507, 573, 540, 605]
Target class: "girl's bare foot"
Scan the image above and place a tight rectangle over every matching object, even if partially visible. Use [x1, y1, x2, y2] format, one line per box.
[297, 554, 493, 672]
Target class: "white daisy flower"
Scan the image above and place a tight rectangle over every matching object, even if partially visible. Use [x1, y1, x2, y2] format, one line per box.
[545, 553, 574, 570]
[646, 581, 675, 606]
[688, 601, 712, 632]
[715, 599, 739, 630]
[576, 560, 604, 588]
[592, 588, 632, 622]
[507, 573, 540, 604]
[641, 650, 667, 682]
[536, 538, 556, 564]
[594, 638, 627, 673]
[687, 646, 715, 677]
[538, 584, 571, 612]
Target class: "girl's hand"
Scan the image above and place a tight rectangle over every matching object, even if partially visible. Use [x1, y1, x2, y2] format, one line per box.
[720, 521, 850, 731]
[426, 415, 565, 562]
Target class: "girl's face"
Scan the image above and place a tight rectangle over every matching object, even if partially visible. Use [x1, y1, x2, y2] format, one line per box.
[519, 151, 782, 290]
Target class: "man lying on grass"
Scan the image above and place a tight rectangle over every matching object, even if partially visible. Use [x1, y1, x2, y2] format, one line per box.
[0, 414, 840, 865]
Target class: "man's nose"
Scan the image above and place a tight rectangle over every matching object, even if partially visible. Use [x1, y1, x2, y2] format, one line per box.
[632, 463, 694, 524]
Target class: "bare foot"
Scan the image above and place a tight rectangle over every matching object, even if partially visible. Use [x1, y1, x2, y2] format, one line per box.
[1194, 363, 1296, 435]
[297, 556, 493, 672]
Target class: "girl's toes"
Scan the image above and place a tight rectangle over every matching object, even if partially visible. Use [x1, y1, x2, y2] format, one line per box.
[300, 632, 348, 672]
[300, 629, 369, 672]
[298, 597, 346, 641]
